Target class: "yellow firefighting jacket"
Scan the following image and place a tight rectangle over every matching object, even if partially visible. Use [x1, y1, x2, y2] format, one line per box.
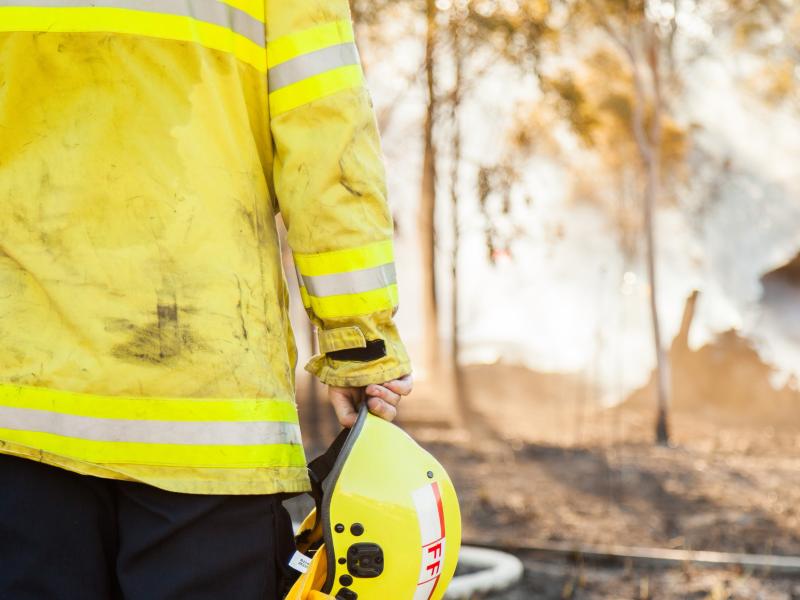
[0, 0, 410, 494]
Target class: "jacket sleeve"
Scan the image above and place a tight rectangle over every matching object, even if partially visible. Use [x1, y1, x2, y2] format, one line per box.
[265, 0, 411, 387]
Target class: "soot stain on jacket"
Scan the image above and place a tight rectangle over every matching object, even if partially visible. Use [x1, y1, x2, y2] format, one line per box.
[338, 120, 381, 200]
[239, 204, 258, 241]
[109, 301, 201, 365]
[234, 275, 249, 343]
[339, 163, 365, 197]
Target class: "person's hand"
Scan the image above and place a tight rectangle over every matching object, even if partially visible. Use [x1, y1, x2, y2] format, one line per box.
[328, 374, 414, 428]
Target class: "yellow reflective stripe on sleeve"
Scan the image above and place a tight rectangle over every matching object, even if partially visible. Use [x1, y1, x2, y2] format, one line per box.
[302, 264, 397, 298]
[306, 283, 399, 319]
[294, 240, 394, 278]
[0, 383, 299, 423]
[0, 7, 267, 72]
[0, 428, 306, 467]
[295, 241, 398, 318]
[266, 19, 355, 69]
[266, 19, 364, 116]
[269, 64, 363, 117]
[269, 42, 360, 92]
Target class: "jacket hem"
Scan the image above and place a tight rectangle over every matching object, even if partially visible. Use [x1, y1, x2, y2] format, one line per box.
[0, 441, 312, 496]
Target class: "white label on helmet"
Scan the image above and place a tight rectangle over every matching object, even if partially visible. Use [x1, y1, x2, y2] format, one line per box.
[288, 551, 313, 573]
[412, 482, 447, 600]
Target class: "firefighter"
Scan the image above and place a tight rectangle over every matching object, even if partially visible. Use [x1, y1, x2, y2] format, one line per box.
[0, 1, 412, 598]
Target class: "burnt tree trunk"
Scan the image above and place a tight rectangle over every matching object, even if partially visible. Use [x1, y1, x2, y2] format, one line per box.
[419, 0, 441, 378]
[643, 38, 670, 446]
[448, 17, 469, 425]
[628, 26, 671, 446]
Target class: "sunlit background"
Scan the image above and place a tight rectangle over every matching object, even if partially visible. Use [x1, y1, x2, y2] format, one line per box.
[290, 1, 800, 597]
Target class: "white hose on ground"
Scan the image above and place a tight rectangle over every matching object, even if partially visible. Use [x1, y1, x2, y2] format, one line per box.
[444, 546, 524, 599]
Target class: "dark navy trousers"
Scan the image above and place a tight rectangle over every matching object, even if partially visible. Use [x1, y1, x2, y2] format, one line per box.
[0, 453, 295, 600]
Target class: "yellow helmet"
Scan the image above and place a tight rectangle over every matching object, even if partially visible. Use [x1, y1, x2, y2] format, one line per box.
[284, 406, 462, 600]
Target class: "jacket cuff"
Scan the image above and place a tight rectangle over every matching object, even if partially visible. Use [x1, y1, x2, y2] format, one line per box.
[305, 358, 412, 388]
[305, 316, 411, 387]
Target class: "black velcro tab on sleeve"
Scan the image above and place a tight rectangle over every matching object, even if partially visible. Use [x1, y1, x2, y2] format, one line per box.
[327, 339, 387, 362]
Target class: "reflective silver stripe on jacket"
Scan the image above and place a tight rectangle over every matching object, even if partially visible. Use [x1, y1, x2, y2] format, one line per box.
[0, 0, 265, 46]
[268, 42, 360, 91]
[0, 406, 301, 445]
[302, 263, 396, 298]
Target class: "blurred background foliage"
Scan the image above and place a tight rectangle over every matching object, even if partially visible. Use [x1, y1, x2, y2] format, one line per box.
[340, 0, 799, 440]
[292, 2, 800, 596]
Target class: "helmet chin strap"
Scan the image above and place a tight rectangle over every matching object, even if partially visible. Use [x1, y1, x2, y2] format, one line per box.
[306, 426, 350, 534]
[284, 406, 383, 599]
[280, 426, 351, 598]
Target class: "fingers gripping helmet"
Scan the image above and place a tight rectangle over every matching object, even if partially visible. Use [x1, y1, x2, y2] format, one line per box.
[285, 406, 461, 600]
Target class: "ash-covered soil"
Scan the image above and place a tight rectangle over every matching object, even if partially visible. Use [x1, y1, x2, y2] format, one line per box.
[423, 434, 800, 557]
[406, 362, 800, 599]
[296, 356, 800, 598]
[487, 560, 800, 599]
